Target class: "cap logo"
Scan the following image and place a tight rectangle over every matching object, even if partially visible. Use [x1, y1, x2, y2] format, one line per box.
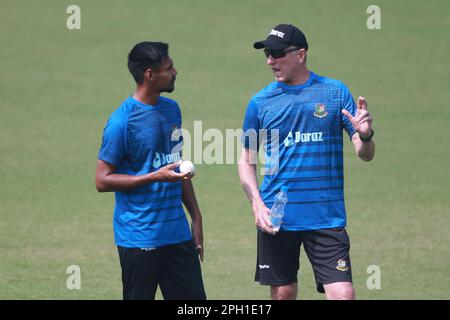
[269, 29, 285, 38]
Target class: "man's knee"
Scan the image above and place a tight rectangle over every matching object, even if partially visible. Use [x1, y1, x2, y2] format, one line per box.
[271, 283, 298, 300]
[324, 282, 355, 300]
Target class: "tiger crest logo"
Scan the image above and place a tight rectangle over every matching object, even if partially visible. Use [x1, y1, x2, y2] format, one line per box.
[336, 259, 350, 272]
[171, 125, 181, 141]
[314, 104, 328, 118]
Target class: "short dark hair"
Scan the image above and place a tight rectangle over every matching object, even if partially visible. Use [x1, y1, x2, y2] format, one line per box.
[127, 42, 169, 84]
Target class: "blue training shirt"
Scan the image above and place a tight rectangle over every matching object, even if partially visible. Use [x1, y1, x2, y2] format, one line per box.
[98, 96, 191, 248]
[242, 71, 357, 231]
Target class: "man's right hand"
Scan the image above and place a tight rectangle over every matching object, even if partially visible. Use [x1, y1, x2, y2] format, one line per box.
[153, 161, 193, 182]
[254, 203, 276, 235]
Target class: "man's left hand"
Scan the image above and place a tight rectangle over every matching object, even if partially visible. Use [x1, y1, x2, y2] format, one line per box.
[191, 219, 204, 262]
[342, 96, 373, 138]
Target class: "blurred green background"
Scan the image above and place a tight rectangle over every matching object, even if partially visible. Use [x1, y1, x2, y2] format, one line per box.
[1, 0, 449, 299]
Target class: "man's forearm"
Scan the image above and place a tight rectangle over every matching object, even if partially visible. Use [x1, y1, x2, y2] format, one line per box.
[96, 160, 187, 192]
[359, 141, 375, 161]
[182, 179, 201, 219]
[238, 161, 264, 209]
[238, 149, 275, 234]
[354, 135, 375, 161]
[96, 172, 156, 192]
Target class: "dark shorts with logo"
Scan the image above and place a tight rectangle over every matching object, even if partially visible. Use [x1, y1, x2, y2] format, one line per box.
[255, 228, 352, 293]
[118, 239, 206, 300]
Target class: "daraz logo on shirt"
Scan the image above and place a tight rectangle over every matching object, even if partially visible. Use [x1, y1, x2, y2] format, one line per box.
[283, 131, 324, 147]
[152, 151, 182, 169]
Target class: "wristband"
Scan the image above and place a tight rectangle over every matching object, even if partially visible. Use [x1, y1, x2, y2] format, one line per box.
[359, 129, 374, 142]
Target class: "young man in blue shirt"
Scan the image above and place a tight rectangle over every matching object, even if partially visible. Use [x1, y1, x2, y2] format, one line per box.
[238, 24, 375, 300]
[96, 42, 206, 300]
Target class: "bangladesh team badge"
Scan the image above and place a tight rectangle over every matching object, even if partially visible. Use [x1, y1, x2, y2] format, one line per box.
[171, 125, 180, 140]
[314, 104, 328, 118]
[336, 259, 350, 272]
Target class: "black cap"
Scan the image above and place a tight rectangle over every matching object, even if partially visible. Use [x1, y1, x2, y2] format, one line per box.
[253, 24, 308, 50]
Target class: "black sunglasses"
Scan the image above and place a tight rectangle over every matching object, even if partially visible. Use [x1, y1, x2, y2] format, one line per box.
[264, 47, 300, 59]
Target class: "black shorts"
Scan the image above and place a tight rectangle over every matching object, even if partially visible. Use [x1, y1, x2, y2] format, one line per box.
[117, 239, 206, 300]
[255, 228, 352, 293]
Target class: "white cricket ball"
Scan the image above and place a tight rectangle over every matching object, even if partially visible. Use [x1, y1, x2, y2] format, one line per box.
[179, 160, 195, 174]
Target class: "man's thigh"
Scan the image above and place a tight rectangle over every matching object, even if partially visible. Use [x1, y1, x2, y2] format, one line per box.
[117, 246, 159, 300]
[301, 228, 353, 293]
[255, 230, 303, 286]
[159, 240, 206, 300]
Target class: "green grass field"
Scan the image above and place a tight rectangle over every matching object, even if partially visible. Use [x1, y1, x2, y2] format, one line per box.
[1, 0, 449, 299]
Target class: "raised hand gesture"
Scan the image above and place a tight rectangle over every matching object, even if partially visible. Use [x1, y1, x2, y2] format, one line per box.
[342, 96, 373, 138]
